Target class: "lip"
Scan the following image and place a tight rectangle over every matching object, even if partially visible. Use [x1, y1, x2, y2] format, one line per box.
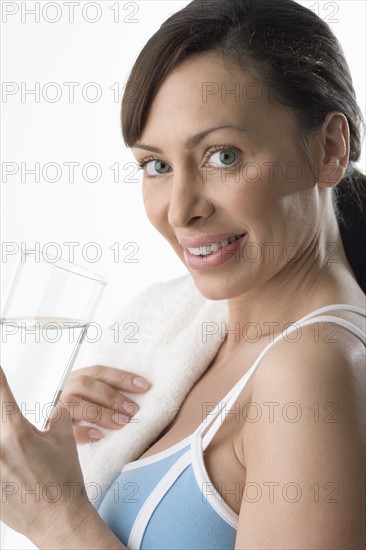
[183, 233, 248, 271]
[177, 232, 246, 248]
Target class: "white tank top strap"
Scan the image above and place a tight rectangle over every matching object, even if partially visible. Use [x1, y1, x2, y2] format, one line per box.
[291, 303, 366, 323]
[193, 303, 365, 450]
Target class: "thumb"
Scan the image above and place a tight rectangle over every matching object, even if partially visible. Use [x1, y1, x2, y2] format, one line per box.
[46, 400, 73, 433]
[0, 365, 24, 426]
[0, 365, 16, 401]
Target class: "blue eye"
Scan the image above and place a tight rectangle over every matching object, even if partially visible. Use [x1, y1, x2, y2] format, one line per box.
[138, 159, 171, 178]
[208, 148, 238, 167]
[137, 144, 241, 179]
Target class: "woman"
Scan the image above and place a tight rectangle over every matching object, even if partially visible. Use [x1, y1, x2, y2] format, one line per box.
[1, 0, 365, 548]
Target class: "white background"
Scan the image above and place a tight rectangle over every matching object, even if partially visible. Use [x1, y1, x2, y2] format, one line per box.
[1, 0, 365, 325]
[0, 1, 365, 547]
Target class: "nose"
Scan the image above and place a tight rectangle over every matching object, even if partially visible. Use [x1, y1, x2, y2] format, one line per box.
[167, 166, 214, 228]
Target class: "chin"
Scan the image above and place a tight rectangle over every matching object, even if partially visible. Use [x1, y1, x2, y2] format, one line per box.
[175, 247, 255, 300]
[188, 271, 249, 301]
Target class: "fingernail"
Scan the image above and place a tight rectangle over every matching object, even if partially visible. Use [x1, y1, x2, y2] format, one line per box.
[112, 413, 130, 425]
[89, 429, 104, 440]
[133, 376, 150, 390]
[120, 402, 139, 415]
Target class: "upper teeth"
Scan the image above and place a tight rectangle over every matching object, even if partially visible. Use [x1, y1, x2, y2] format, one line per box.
[188, 234, 244, 256]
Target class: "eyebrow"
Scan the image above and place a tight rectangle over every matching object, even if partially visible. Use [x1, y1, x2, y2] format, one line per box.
[132, 125, 247, 153]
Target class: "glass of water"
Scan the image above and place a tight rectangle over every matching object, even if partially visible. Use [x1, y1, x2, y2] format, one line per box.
[0, 248, 107, 430]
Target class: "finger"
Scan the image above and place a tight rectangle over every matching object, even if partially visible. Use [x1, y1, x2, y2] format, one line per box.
[60, 397, 132, 430]
[70, 365, 151, 393]
[0, 366, 30, 430]
[73, 425, 108, 444]
[62, 377, 140, 417]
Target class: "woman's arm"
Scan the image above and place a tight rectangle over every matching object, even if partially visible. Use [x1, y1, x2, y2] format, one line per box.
[235, 325, 365, 549]
[0, 366, 128, 550]
[37, 503, 126, 550]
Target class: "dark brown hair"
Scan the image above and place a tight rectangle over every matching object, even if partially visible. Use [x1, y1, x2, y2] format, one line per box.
[121, 0, 366, 291]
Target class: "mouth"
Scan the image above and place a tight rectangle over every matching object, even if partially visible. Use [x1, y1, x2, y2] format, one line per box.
[182, 232, 248, 271]
[187, 233, 246, 256]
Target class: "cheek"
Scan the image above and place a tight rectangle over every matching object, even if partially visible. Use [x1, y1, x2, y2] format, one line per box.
[142, 186, 172, 236]
[142, 187, 160, 225]
[225, 160, 311, 249]
[223, 165, 280, 226]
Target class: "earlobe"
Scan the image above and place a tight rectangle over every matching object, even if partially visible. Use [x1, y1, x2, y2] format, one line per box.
[317, 112, 350, 189]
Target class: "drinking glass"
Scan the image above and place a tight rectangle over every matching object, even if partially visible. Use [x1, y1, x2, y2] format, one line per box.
[0, 248, 107, 430]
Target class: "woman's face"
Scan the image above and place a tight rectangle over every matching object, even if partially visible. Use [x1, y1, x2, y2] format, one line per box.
[132, 53, 321, 300]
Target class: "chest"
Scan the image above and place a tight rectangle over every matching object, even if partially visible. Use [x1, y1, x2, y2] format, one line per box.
[138, 343, 263, 515]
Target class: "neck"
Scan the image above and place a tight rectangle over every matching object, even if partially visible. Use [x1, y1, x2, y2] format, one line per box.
[222, 214, 360, 354]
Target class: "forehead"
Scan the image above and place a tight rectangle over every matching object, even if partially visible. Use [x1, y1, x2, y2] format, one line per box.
[137, 52, 277, 144]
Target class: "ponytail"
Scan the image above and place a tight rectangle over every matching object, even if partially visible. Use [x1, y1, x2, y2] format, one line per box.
[333, 169, 366, 292]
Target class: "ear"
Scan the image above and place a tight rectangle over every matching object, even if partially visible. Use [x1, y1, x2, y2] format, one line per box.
[316, 112, 350, 188]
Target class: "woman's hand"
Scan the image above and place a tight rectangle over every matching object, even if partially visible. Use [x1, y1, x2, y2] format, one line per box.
[61, 365, 151, 443]
[0, 366, 96, 548]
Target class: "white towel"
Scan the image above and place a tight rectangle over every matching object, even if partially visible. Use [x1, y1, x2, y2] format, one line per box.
[76, 274, 229, 508]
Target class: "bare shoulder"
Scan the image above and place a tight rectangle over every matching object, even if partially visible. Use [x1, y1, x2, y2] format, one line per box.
[252, 317, 365, 414]
[235, 322, 365, 550]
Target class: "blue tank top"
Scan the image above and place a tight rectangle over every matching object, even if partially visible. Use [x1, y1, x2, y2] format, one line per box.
[97, 304, 365, 549]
